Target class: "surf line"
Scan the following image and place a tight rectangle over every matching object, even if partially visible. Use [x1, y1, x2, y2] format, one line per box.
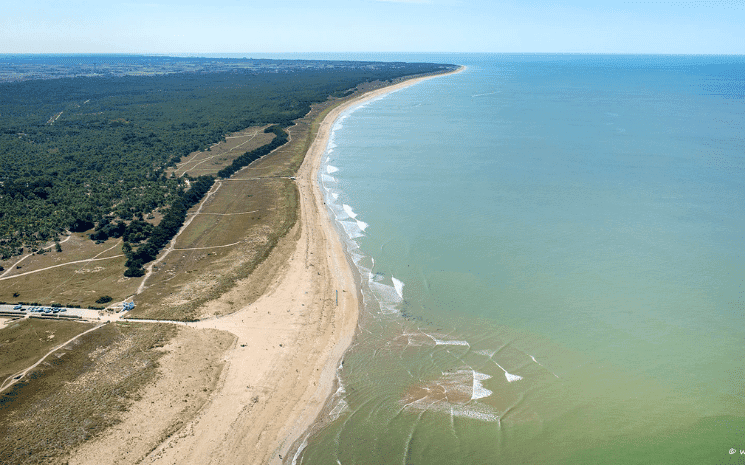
[471, 91, 500, 98]
[529, 354, 561, 379]
[492, 360, 523, 383]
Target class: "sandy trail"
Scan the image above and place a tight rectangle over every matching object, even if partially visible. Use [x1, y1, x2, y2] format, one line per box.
[0, 323, 105, 393]
[0, 234, 73, 279]
[0, 254, 124, 281]
[174, 129, 260, 176]
[136, 181, 223, 295]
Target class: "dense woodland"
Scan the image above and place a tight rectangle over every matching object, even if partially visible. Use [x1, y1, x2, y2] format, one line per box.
[0, 58, 455, 266]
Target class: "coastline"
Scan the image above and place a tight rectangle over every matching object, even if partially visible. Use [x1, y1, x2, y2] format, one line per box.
[279, 65, 465, 464]
[67, 66, 463, 465]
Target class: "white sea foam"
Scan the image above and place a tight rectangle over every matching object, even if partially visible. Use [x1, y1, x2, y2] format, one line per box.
[328, 397, 349, 421]
[291, 437, 308, 465]
[402, 370, 489, 411]
[392, 276, 404, 299]
[433, 338, 470, 347]
[356, 219, 369, 232]
[403, 396, 499, 422]
[342, 204, 357, 219]
[340, 220, 365, 239]
[450, 404, 499, 422]
[325, 140, 336, 155]
[471, 91, 500, 98]
[321, 174, 336, 184]
[505, 372, 523, 382]
[475, 349, 497, 358]
[369, 281, 401, 302]
[471, 370, 493, 400]
[494, 361, 523, 382]
[326, 165, 339, 174]
[331, 192, 339, 200]
[368, 280, 403, 313]
[328, 202, 347, 220]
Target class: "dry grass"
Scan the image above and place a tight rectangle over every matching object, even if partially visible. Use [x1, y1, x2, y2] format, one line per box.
[0, 235, 137, 308]
[0, 322, 179, 465]
[130, 177, 298, 321]
[0, 319, 95, 386]
[127, 97, 345, 321]
[66, 325, 235, 464]
[168, 126, 275, 178]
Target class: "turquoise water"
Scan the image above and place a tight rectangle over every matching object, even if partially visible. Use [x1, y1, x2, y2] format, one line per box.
[299, 55, 745, 464]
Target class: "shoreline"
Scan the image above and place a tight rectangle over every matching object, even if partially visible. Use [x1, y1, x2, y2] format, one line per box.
[67, 66, 463, 465]
[281, 65, 465, 463]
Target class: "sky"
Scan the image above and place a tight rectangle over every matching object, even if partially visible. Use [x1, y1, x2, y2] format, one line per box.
[2, 0, 744, 54]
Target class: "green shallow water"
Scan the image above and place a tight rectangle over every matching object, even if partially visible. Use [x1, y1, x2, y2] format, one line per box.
[298, 55, 745, 464]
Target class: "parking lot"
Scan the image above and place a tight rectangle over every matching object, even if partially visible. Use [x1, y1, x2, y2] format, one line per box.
[0, 303, 133, 322]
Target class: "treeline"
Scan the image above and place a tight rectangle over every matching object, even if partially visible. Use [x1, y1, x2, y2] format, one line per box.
[121, 124, 289, 276]
[122, 176, 215, 277]
[217, 125, 288, 179]
[0, 58, 457, 261]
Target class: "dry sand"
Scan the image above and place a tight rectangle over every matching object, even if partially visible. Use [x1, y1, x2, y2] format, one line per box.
[69, 68, 461, 465]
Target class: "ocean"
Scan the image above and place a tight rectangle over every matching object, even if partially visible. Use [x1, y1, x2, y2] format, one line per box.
[299, 54, 745, 464]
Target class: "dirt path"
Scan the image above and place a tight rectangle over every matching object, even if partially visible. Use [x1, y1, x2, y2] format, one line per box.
[0, 254, 124, 281]
[0, 235, 73, 279]
[186, 210, 258, 216]
[136, 181, 223, 295]
[174, 129, 260, 176]
[0, 322, 105, 393]
[137, 128, 293, 297]
[172, 241, 243, 251]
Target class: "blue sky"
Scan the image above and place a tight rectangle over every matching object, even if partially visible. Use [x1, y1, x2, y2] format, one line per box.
[2, 0, 744, 54]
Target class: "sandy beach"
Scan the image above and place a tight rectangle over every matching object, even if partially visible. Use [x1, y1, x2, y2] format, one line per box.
[69, 68, 461, 465]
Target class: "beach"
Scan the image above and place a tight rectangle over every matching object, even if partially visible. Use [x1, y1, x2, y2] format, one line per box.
[68, 68, 460, 465]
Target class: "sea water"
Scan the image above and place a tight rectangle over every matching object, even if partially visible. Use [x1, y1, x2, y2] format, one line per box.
[299, 55, 745, 464]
